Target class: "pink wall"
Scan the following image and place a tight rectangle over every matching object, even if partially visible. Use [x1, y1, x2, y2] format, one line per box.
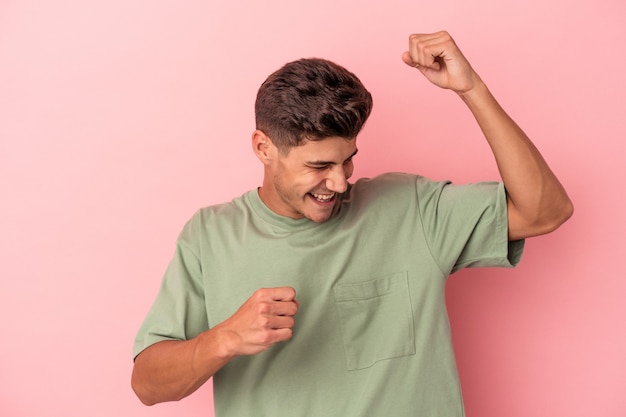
[1, 1, 624, 416]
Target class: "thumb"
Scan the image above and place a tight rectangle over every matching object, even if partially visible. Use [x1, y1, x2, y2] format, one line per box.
[401, 51, 417, 67]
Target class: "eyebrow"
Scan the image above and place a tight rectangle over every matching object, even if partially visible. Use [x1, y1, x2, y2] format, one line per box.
[305, 149, 359, 166]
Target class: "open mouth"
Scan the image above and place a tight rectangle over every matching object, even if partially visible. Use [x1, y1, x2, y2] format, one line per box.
[309, 192, 336, 203]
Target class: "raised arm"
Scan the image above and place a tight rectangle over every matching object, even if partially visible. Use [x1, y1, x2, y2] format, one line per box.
[402, 31, 573, 240]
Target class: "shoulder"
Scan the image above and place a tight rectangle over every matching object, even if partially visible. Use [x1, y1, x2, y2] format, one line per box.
[350, 172, 451, 200]
[338, 173, 448, 220]
[178, 191, 255, 242]
[348, 173, 504, 215]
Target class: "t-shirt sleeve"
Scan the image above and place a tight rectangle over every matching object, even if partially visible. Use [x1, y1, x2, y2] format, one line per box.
[132, 217, 209, 359]
[415, 177, 525, 275]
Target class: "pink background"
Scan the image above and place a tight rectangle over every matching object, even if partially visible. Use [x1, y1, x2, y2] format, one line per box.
[1, 1, 624, 416]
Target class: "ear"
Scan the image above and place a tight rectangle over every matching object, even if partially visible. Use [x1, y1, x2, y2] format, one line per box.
[252, 130, 275, 165]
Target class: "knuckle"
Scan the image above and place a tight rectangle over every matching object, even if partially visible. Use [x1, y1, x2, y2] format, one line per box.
[287, 287, 296, 299]
[288, 303, 298, 315]
[256, 303, 271, 317]
[253, 288, 269, 299]
[257, 331, 274, 345]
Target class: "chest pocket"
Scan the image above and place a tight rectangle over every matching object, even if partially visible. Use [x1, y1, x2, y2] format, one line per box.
[333, 272, 415, 371]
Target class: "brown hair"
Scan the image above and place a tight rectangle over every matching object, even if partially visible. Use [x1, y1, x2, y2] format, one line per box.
[255, 58, 373, 152]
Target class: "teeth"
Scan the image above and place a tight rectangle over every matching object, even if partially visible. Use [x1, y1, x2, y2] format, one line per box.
[311, 192, 335, 202]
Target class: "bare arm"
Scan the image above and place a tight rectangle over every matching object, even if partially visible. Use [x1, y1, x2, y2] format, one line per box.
[131, 287, 299, 405]
[402, 31, 573, 240]
[131, 331, 231, 405]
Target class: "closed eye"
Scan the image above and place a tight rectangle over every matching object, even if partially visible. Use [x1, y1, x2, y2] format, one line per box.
[310, 165, 331, 171]
[305, 149, 357, 170]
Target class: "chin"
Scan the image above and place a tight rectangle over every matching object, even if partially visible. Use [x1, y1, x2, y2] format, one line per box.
[309, 217, 328, 223]
[306, 212, 333, 223]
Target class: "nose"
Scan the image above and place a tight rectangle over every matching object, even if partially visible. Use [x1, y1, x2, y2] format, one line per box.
[326, 165, 349, 193]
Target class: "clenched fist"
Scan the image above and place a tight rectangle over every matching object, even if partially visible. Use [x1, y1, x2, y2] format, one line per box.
[215, 287, 299, 357]
[402, 31, 480, 94]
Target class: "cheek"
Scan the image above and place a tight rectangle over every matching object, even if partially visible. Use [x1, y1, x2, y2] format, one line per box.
[296, 172, 326, 193]
[345, 162, 355, 179]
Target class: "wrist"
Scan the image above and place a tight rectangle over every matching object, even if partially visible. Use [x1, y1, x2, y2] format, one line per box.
[457, 75, 488, 100]
[457, 79, 499, 115]
[195, 326, 238, 368]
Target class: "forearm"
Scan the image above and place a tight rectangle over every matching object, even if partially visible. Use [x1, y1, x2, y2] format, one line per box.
[131, 286, 299, 405]
[459, 80, 573, 239]
[131, 329, 233, 406]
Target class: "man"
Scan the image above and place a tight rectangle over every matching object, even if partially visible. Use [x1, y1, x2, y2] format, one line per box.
[131, 31, 572, 416]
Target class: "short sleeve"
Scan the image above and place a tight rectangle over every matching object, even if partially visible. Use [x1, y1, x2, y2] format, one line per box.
[416, 178, 524, 275]
[132, 218, 209, 359]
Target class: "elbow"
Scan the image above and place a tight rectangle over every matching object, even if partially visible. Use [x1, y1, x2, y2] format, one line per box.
[131, 361, 168, 406]
[131, 374, 157, 406]
[135, 395, 157, 407]
[509, 196, 574, 240]
[560, 197, 574, 225]
[538, 196, 574, 235]
[131, 365, 190, 406]
[550, 195, 574, 231]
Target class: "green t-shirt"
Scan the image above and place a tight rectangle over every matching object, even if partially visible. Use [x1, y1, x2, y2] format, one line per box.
[134, 172, 524, 416]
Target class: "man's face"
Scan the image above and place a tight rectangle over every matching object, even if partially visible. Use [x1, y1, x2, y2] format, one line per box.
[259, 136, 357, 223]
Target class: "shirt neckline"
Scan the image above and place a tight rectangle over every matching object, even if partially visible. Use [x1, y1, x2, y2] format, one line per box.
[245, 187, 348, 232]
